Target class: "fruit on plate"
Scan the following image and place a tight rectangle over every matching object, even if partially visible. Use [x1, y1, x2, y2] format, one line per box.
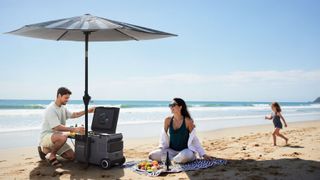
[138, 160, 160, 172]
[152, 160, 159, 166]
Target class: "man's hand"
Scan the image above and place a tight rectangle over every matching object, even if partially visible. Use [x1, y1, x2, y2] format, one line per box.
[72, 127, 85, 134]
[88, 107, 95, 113]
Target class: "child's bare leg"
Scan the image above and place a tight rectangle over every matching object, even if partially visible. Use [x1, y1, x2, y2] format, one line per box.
[272, 129, 277, 146]
[277, 130, 288, 144]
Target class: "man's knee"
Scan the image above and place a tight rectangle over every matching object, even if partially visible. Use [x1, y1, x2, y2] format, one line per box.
[62, 150, 75, 160]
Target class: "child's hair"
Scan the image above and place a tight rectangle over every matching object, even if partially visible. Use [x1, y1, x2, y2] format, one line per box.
[271, 102, 282, 112]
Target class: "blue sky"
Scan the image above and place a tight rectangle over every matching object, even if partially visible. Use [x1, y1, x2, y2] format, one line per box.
[0, 0, 319, 102]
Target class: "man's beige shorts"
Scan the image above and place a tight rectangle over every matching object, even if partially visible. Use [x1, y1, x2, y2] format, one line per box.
[40, 133, 72, 156]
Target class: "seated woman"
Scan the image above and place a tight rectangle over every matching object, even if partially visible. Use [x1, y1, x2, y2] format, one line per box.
[149, 98, 213, 164]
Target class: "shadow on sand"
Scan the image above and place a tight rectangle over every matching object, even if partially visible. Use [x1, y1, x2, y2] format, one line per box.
[29, 158, 320, 180]
[285, 145, 304, 148]
[183, 158, 320, 180]
[29, 159, 124, 179]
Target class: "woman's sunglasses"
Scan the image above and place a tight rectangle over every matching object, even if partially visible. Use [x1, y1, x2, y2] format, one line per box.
[168, 103, 178, 108]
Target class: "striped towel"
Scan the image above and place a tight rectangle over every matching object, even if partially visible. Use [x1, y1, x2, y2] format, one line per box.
[123, 159, 227, 177]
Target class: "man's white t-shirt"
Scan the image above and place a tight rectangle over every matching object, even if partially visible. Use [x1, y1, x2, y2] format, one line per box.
[40, 102, 72, 141]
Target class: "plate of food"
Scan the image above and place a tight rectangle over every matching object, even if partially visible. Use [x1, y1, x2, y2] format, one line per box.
[135, 160, 163, 174]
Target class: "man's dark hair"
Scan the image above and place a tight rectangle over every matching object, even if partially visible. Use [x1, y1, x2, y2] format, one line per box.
[57, 87, 72, 97]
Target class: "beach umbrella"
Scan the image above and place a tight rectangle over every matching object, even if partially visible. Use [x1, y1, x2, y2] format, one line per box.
[7, 14, 177, 165]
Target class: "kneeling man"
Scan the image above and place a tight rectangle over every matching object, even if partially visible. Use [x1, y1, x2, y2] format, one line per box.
[38, 87, 95, 167]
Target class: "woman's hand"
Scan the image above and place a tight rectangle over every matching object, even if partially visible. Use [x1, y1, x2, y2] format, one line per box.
[202, 154, 214, 160]
[285, 123, 288, 127]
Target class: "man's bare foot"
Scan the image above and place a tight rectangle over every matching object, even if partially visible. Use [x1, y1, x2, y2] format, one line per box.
[48, 157, 62, 168]
[274, 144, 277, 146]
[47, 154, 62, 168]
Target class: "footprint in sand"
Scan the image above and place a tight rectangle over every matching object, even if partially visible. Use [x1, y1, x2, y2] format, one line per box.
[0, 160, 7, 163]
[263, 148, 273, 153]
[268, 165, 280, 169]
[282, 152, 302, 157]
[101, 174, 111, 178]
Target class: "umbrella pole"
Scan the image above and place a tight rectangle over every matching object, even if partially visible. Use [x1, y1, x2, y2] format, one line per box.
[83, 31, 91, 167]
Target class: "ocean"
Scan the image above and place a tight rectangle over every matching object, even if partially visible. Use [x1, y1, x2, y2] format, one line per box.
[0, 99, 319, 149]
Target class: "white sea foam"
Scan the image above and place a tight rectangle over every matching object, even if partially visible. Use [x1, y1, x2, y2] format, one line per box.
[0, 103, 319, 116]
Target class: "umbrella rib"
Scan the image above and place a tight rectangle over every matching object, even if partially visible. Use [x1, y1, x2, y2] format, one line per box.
[115, 29, 139, 41]
[57, 30, 69, 41]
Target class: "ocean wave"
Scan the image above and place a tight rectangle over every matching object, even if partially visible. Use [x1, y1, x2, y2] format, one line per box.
[189, 103, 229, 107]
[0, 126, 41, 133]
[0, 104, 47, 109]
[0, 100, 319, 111]
[252, 103, 270, 107]
[0, 109, 44, 116]
[0, 104, 319, 117]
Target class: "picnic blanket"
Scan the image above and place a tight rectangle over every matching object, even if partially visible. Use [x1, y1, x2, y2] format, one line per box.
[123, 159, 227, 177]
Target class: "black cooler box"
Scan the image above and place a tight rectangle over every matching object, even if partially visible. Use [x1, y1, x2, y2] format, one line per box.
[75, 107, 125, 169]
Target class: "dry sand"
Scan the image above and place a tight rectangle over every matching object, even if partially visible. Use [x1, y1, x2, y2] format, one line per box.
[0, 120, 319, 180]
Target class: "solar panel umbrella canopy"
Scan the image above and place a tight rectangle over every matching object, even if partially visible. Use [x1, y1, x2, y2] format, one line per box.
[7, 14, 177, 166]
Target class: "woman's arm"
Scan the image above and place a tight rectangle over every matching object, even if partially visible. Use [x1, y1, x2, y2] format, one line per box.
[279, 112, 288, 127]
[185, 118, 195, 132]
[164, 117, 171, 133]
[159, 117, 171, 149]
[187, 118, 213, 160]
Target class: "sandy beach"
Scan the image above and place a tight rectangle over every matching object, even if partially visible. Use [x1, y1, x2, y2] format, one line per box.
[0, 120, 319, 180]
